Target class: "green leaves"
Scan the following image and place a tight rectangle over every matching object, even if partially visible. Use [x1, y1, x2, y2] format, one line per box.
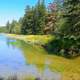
[21, 0, 46, 35]
[59, 0, 80, 36]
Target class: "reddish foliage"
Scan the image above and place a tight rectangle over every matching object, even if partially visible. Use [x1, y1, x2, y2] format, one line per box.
[48, 3, 57, 11]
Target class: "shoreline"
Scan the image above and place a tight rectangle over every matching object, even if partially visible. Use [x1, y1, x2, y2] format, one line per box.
[3, 33, 80, 80]
[6, 34, 54, 45]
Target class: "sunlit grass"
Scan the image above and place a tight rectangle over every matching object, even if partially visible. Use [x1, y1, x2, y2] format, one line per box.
[6, 34, 55, 45]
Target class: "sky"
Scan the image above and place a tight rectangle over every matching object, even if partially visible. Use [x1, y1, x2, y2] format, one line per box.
[0, 0, 52, 26]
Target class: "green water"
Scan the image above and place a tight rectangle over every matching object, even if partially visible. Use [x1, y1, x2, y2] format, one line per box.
[0, 34, 61, 80]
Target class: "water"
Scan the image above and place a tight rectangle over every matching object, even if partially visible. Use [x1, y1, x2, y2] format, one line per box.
[0, 34, 61, 80]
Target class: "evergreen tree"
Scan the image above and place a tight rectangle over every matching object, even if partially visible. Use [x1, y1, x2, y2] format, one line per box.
[21, 0, 46, 34]
[6, 21, 10, 33]
[34, 0, 46, 34]
[62, 0, 80, 37]
[21, 5, 32, 34]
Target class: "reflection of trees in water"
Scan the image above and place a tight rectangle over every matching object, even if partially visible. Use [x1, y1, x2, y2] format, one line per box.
[18, 41, 53, 77]
[5, 39, 56, 79]
[0, 75, 17, 80]
[6, 38, 16, 49]
[6, 38, 10, 47]
[1, 39, 58, 80]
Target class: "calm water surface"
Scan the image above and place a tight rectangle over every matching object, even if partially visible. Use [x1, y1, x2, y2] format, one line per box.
[0, 34, 61, 80]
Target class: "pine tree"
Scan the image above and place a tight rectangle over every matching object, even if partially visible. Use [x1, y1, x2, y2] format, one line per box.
[6, 21, 10, 33]
[62, 0, 80, 37]
[21, 5, 33, 34]
[34, 0, 46, 34]
[21, 0, 46, 34]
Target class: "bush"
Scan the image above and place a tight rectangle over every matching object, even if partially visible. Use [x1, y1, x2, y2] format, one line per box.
[45, 35, 80, 58]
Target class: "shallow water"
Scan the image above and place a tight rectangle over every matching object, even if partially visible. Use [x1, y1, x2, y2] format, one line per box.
[0, 34, 61, 80]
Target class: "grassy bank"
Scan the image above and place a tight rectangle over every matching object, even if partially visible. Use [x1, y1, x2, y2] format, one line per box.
[6, 34, 54, 45]
[6, 34, 80, 80]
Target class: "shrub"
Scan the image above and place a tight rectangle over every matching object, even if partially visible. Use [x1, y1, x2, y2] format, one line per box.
[45, 35, 80, 58]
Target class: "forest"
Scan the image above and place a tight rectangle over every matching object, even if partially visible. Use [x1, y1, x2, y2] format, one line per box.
[0, 0, 80, 80]
[0, 0, 80, 58]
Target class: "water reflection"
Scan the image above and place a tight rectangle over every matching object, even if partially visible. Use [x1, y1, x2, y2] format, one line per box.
[0, 34, 61, 80]
[6, 38, 16, 48]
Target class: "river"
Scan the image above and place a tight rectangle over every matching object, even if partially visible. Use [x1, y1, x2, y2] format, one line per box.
[0, 34, 61, 80]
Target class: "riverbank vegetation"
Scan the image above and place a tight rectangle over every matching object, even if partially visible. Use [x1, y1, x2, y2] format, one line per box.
[0, 0, 80, 79]
[7, 34, 54, 45]
[0, 0, 80, 57]
[3, 0, 80, 58]
[6, 34, 80, 80]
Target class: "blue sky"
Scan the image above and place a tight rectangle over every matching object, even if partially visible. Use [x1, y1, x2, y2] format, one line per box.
[0, 0, 52, 26]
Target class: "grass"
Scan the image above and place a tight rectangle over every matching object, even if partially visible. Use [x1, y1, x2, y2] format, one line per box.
[6, 34, 80, 80]
[6, 34, 55, 45]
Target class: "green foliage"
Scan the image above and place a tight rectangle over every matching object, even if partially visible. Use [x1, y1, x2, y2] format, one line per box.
[45, 0, 80, 58]
[4, 0, 47, 35]
[3, 0, 80, 58]
[21, 0, 46, 35]
[60, 0, 80, 36]
[6, 20, 21, 34]
[6, 21, 10, 33]
[21, 6, 33, 34]
[46, 35, 80, 58]
[0, 27, 7, 33]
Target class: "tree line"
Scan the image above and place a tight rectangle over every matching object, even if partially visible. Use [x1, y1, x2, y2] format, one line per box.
[6, 0, 46, 34]
[1, 0, 80, 58]
[0, 0, 79, 36]
[45, 0, 80, 58]
[5, 0, 64, 35]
